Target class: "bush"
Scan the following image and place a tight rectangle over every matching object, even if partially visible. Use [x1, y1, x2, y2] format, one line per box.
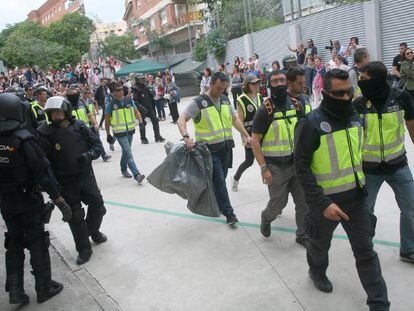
[192, 37, 207, 62]
[205, 28, 227, 60]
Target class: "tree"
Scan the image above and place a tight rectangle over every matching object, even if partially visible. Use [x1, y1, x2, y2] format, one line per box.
[45, 12, 95, 56]
[99, 33, 138, 60]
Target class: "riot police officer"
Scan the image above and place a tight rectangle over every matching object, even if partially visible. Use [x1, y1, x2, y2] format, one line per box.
[37, 96, 108, 265]
[131, 74, 165, 144]
[0, 93, 72, 304]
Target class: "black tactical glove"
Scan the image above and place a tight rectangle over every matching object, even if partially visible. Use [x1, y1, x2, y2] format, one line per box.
[77, 152, 92, 164]
[107, 134, 115, 144]
[56, 200, 72, 222]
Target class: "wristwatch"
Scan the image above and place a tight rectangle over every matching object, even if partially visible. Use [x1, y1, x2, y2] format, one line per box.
[260, 164, 269, 174]
[183, 134, 190, 139]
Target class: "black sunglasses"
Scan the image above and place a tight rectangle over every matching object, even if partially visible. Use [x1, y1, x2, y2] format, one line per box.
[327, 88, 354, 97]
[406, 51, 413, 55]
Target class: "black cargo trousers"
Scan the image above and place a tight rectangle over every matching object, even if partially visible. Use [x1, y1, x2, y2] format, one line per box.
[305, 196, 390, 311]
[1, 191, 53, 293]
[58, 170, 106, 255]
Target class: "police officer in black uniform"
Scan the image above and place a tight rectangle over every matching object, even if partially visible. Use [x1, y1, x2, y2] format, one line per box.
[131, 74, 165, 144]
[0, 93, 72, 304]
[37, 96, 108, 265]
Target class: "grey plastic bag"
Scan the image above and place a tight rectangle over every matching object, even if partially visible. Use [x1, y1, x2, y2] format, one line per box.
[148, 142, 220, 217]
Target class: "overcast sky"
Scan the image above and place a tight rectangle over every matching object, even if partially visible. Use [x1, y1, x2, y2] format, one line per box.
[0, 0, 125, 31]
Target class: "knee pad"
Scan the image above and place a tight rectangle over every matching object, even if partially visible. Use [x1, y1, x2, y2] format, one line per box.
[4, 232, 9, 249]
[43, 231, 50, 249]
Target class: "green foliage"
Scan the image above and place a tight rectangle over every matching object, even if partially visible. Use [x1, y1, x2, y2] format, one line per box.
[45, 12, 95, 56]
[0, 13, 94, 69]
[99, 33, 138, 60]
[205, 27, 227, 60]
[192, 37, 207, 62]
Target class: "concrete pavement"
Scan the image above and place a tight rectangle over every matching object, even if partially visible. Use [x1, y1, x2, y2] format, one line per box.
[1, 96, 413, 310]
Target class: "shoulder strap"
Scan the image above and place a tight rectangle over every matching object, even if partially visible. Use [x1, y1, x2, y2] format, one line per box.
[14, 129, 34, 141]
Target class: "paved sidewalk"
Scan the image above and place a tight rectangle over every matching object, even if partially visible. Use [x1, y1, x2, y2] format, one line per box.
[0, 222, 120, 311]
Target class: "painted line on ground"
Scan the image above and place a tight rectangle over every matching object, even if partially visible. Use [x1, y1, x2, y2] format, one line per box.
[105, 200, 401, 249]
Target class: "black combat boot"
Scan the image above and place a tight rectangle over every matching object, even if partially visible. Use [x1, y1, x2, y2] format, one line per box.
[37, 279, 64, 303]
[8, 274, 29, 304]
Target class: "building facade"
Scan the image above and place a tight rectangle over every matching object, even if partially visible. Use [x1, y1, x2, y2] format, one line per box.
[123, 0, 206, 56]
[27, 0, 85, 25]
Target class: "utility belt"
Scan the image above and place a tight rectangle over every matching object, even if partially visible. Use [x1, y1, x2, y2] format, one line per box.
[0, 184, 40, 196]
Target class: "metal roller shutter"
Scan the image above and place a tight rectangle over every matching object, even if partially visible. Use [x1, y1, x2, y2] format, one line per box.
[380, 0, 414, 68]
[295, 2, 366, 63]
[252, 23, 290, 66]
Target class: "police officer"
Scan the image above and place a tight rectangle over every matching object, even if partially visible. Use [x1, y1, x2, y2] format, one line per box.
[24, 84, 35, 102]
[105, 82, 146, 183]
[294, 69, 390, 310]
[177, 72, 251, 225]
[0, 93, 72, 304]
[67, 86, 112, 162]
[354, 61, 414, 263]
[37, 96, 108, 265]
[232, 74, 263, 191]
[31, 86, 49, 125]
[131, 74, 165, 144]
[251, 70, 310, 247]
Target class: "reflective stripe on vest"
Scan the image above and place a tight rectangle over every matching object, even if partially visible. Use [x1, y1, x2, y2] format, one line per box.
[31, 101, 49, 122]
[110, 104, 136, 134]
[362, 107, 405, 163]
[311, 126, 365, 195]
[194, 101, 233, 145]
[72, 106, 89, 123]
[261, 109, 297, 158]
[238, 93, 261, 127]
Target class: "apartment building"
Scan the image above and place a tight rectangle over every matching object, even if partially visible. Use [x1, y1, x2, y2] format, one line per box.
[27, 0, 85, 25]
[123, 0, 206, 56]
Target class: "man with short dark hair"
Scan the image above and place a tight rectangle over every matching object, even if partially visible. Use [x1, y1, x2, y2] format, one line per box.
[177, 72, 251, 225]
[349, 48, 370, 97]
[295, 69, 390, 310]
[105, 82, 146, 183]
[392, 42, 408, 83]
[354, 61, 414, 263]
[251, 70, 310, 247]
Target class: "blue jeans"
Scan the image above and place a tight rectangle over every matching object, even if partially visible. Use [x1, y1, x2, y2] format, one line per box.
[155, 99, 165, 119]
[116, 134, 140, 177]
[212, 152, 235, 217]
[364, 165, 414, 254]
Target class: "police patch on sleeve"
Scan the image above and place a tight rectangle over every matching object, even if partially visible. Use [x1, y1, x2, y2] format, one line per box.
[202, 100, 208, 108]
[247, 104, 254, 113]
[320, 121, 332, 133]
[113, 104, 118, 109]
[38, 109, 43, 115]
[55, 143, 61, 151]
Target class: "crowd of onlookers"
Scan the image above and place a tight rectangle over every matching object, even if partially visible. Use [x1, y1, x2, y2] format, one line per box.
[200, 37, 414, 108]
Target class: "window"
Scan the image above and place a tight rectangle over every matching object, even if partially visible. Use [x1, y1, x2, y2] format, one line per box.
[58, 6, 61, 12]
[175, 4, 186, 17]
[160, 9, 167, 25]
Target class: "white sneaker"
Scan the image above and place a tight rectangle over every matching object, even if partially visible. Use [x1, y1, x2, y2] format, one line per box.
[232, 177, 239, 191]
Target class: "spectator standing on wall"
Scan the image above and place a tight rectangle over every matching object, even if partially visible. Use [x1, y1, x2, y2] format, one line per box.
[305, 39, 318, 59]
[392, 42, 408, 86]
[401, 48, 414, 98]
[288, 42, 306, 67]
[230, 65, 244, 109]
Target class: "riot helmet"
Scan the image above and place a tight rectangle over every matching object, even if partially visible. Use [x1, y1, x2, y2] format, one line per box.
[0, 93, 25, 132]
[44, 96, 73, 126]
[6, 85, 26, 101]
[282, 55, 298, 71]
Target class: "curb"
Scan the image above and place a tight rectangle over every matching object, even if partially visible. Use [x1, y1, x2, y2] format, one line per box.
[50, 232, 121, 311]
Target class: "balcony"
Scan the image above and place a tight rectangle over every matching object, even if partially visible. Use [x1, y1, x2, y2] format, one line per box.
[172, 11, 203, 27]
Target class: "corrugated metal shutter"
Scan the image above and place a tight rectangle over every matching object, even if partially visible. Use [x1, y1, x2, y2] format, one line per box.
[225, 37, 245, 65]
[380, 0, 414, 68]
[252, 23, 290, 67]
[295, 2, 366, 63]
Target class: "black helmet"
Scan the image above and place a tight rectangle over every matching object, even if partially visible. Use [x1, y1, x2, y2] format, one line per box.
[44, 96, 73, 121]
[0, 93, 25, 132]
[7, 85, 26, 101]
[282, 55, 298, 70]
